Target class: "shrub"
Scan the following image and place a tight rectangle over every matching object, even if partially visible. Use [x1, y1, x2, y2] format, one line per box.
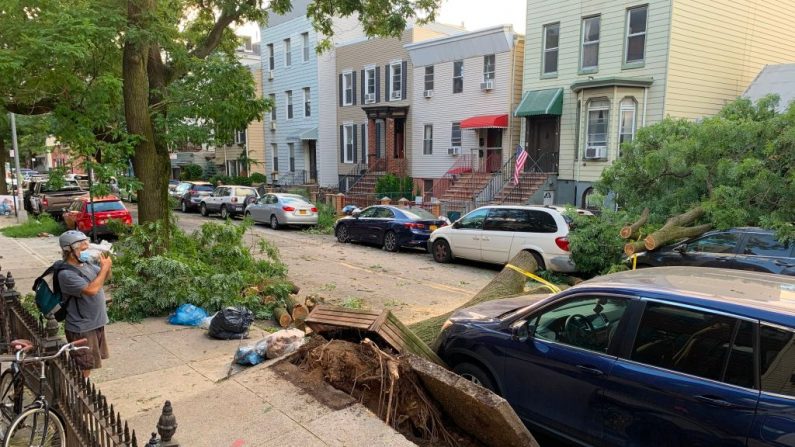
[375, 174, 415, 201]
[249, 172, 267, 184]
[303, 202, 336, 235]
[180, 164, 204, 180]
[0, 214, 65, 238]
[208, 175, 232, 186]
[565, 207, 632, 277]
[231, 175, 253, 186]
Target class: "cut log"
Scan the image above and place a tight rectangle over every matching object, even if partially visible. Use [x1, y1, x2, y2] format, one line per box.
[273, 307, 293, 328]
[644, 223, 712, 251]
[620, 207, 649, 239]
[624, 240, 648, 257]
[285, 296, 309, 321]
[305, 295, 322, 312]
[287, 281, 300, 295]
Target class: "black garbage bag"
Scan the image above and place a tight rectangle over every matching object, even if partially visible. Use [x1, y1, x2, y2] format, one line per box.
[208, 306, 254, 340]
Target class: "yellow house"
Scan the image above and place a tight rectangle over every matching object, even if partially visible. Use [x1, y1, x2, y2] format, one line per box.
[519, 0, 795, 207]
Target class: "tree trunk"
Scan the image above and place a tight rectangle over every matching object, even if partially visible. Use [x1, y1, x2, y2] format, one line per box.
[620, 207, 649, 239]
[644, 223, 713, 251]
[0, 137, 8, 195]
[273, 307, 292, 328]
[285, 296, 309, 321]
[624, 240, 648, 257]
[409, 250, 539, 345]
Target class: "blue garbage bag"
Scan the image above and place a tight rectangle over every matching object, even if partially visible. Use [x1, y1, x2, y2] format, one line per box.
[234, 346, 263, 366]
[168, 304, 209, 326]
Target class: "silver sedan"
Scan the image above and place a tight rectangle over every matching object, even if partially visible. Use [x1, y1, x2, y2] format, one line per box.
[244, 193, 318, 229]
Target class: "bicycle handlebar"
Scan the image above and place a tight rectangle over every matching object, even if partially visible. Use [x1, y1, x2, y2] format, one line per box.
[13, 339, 90, 363]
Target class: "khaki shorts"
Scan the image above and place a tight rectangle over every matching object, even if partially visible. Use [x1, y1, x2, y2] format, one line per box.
[65, 327, 109, 370]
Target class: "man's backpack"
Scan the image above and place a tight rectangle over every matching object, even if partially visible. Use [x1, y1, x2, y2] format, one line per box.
[33, 261, 89, 322]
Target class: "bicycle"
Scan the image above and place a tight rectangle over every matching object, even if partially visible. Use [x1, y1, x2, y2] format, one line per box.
[0, 338, 88, 447]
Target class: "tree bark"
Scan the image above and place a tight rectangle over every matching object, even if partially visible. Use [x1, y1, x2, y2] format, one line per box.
[273, 307, 292, 328]
[620, 207, 649, 239]
[409, 250, 539, 345]
[0, 137, 8, 195]
[644, 223, 713, 251]
[285, 296, 309, 321]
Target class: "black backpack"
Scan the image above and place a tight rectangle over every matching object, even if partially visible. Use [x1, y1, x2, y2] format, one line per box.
[33, 261, 89, 322]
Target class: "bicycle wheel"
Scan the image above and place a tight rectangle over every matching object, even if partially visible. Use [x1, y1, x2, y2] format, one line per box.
[3, 408, 65, 447]
[0, 371, 21, 422]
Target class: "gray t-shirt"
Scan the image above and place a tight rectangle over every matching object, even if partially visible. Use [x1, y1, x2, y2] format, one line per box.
[57, 263, 109, 333]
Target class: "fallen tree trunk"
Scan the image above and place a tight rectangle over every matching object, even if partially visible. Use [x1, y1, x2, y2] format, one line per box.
[620, 207, 649, 239]
[624, 240, 648, 257]
[408, 250, 539, 345]
[644, 223, 713, 251]
[273, 307, 293, 328]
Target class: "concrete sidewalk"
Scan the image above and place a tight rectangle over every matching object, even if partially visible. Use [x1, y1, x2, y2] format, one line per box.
[0, 232, 414, 446]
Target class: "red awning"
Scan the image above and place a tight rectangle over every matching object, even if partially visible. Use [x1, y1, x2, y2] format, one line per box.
[460, 114, 509, 129]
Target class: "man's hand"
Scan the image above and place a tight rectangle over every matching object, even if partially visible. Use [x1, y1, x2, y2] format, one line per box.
[99, 252, 113, 271]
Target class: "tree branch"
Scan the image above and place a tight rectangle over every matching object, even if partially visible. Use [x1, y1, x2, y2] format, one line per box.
[4, 100, 56, 116]
[190, 10, 236, 61]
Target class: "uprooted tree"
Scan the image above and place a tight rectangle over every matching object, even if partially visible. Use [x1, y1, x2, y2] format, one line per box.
[569, 96, 795, 275]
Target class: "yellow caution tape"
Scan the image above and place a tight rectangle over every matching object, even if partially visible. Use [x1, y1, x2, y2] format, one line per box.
[505, 264, 562, 294]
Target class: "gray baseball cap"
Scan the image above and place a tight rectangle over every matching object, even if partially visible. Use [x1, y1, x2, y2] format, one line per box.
[59, 230, 88, 249]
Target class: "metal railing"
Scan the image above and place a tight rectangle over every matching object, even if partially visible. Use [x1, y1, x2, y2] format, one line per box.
[278, 170, 307, 187]
[338, 163, 369, 193]
[473, 152, 518, 208]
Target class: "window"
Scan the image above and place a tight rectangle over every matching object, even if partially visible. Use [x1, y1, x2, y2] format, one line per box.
[743, 234, 791, 257]
[451, 122, 462, 147]
[284, 38, 292, 66]
[375, 119, 385, 158]
[534, 296, 629, 353]
[760, 324, 795, 397]
[458, 208, 489, 230]
[424, 66, 434, 91]
[238, 36, 252, 52]
[359, 207, 379, 218]
[343, 71, 353, 106]
[581, 16, 600, 71]
[269, 94, 276, 120]
[267, 44, 274, 70]
[423, 125, 433, 155]
[86, 201, 126, 213]
[526, 210, 558, 233]
[586, 99, 609, 153]
[631, 302, 737, 381]
[542, 23, 560, 75]
[625, 6, 648, 64]
[271, 143, 279, 172]
[234, 129, 247, 145]
[288, 143, 295, 172]
[484, 208, 528, 232]
[303, 87, 311, 117]
[365, 67, 376, 102]
[390, 62, 402, 100]
[619, 98, 637, 146]
[226, 160, 241, 177]
[688, 233, 740, 254]
[301, 32, 309, 62]
[285, 91, 293, 119]
[483, 54, 495, 82]
[724, 321, 755, 389]
[375, 208, 395, 219]
[343, 124, 355, 163]
[453, 60, 463, 93]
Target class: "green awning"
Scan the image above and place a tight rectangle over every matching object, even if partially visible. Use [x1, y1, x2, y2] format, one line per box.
[514, 88, 563, 117]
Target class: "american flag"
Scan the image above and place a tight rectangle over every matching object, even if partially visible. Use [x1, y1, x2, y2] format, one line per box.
[513, 145, 528, 185]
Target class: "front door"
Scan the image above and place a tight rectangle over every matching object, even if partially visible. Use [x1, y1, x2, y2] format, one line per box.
[526, 117, 559, 173]
[394, 118, 405, 159]
[308, 141, 318, 183]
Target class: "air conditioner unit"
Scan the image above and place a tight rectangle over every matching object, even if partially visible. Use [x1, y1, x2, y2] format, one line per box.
[424, 89, 433, 98]
[480, 80, 494, 91]
[365, 93, 375, 103]
[585, 146, 607, 159]
[270, 121, 277, 130]
[448, 146, 462, 156]
[391, 90, 402, 100]
[268, 70, 274, 80]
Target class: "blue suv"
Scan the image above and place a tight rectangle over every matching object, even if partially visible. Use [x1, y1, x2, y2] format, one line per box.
[436, 267, 795, 446]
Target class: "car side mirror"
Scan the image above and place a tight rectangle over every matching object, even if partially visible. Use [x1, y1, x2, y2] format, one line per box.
[510, 320, 533, 342]
[674, 243, 687, 254]
[452, 221, 461, 229]
[352, 209, 361, 218]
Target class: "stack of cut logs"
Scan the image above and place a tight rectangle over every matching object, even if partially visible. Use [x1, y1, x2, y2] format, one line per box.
[622, 207, 712, 256]
[274, 294, 324, 328]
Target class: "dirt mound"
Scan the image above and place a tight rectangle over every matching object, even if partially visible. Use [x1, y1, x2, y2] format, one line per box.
[292, 337, 480, 447]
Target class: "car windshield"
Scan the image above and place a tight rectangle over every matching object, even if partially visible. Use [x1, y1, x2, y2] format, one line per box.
[195, 185, 214, 192]
[87, 201, 126, 213]
[402, 207, 437, 220]
[281, 196, 311, 205]
[235, 188, 257, 197]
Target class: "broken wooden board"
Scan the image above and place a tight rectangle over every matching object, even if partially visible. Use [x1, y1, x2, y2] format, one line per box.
[407, 354, 539, 447]
[305, 305, 446, 366]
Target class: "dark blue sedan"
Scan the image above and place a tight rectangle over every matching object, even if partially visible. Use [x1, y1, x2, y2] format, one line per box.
[436, 267, 795, 447]
[334, 205, 447, 252]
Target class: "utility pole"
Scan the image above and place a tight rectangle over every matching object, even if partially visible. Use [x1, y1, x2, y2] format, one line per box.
[9, 113, 28, 223]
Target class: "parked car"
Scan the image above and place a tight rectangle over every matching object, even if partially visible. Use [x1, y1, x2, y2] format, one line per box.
[200, 185, 259, 219]
[634, 227, 794, 276]
[29, 180, 86, 219]
[172, 181, 214, 213]
[436, 267, 795, 447]
[168, 179, 180, 192]
[428, 205, 577, 271]
[245, 193, 318, 229]
[335, 205, 448, 251]
[63, 195, 133, 236]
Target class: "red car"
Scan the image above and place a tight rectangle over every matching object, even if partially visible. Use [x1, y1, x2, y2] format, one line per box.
[63, 195, 133, 235]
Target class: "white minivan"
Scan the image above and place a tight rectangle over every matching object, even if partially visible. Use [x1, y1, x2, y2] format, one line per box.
[428, 205, 584, 272]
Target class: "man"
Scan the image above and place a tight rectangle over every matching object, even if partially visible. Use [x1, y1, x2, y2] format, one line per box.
[57, 230, 112, 378]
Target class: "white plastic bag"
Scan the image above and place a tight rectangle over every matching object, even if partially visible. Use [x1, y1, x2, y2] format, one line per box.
[250, 329, 305, 359]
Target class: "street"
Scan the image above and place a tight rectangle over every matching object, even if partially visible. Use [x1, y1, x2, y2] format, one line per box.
[130, 205, 499, 324]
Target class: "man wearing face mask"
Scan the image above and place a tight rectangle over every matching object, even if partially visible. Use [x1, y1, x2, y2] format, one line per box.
[57, 230, 112, 378]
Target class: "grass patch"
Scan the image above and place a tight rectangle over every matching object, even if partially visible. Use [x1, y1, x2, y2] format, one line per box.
[302, 202, 336, 235]
[341, 296, 365, 309]
[0, 214, 65, 238]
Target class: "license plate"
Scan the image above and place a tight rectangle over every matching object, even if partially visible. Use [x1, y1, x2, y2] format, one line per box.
[429, 225, 437, 231]
[299, 210, 307, 215]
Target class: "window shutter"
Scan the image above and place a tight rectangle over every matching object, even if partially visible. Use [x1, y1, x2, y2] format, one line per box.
[352, 125, 358, 163]
[384, 64, 390, 100]
[375, 67, 381, 103]
[401, 61, 408, 100]
[352, 71, 357, 105]
[339, 125, 344, 162]
[361, 70, 365, 103]
[338, 74, 343, 107]
[361, 124, 366, 163]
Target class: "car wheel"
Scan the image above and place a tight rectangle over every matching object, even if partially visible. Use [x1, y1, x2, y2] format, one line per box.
[220, 205, 229, 220]
[382, 231, 399, 252]
[181, 200, 188, 213]
[526, 250, 546, 271]
[244, 211, 252, 221]
[270, 215, 280, 230]
[432, 239, 453, 263]
[336, 225, 349, 243]
[453, 363, 497, 394]
[200, 203, 208, 217]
